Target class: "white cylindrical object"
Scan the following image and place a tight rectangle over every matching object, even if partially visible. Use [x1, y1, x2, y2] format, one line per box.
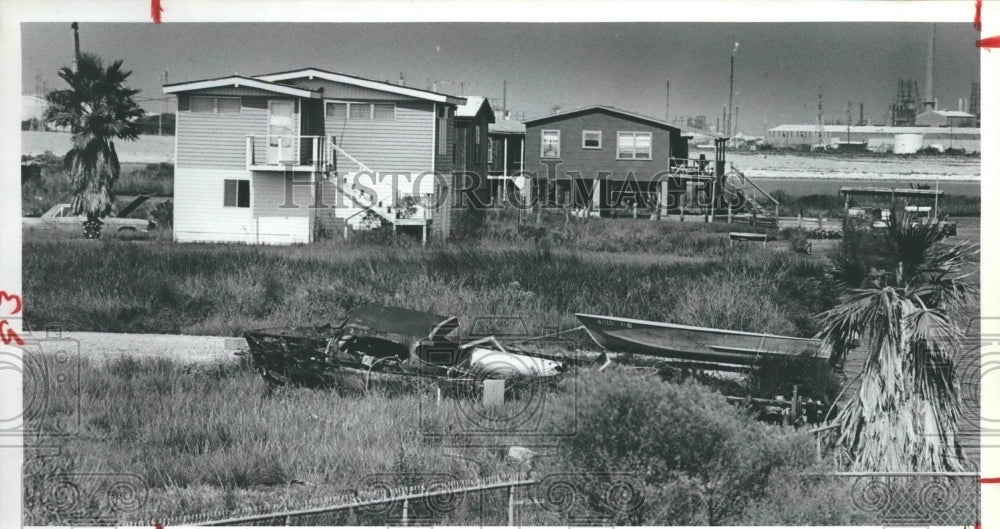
[893, 133, 924, 154]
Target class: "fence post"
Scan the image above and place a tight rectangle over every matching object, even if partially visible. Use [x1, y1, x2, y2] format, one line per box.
[507, 485, 515, 526]
[402, 498, 408, 526]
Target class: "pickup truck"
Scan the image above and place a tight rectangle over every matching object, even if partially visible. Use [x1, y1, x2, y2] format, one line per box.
[23, 200, 156, 239]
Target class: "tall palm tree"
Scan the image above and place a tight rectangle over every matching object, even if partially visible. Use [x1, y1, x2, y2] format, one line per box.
[818, 211, 976, 471]
[44, 53, 145, 238]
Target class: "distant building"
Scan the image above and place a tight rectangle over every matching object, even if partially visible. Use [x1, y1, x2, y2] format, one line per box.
[915, 109, 977, 128]
[766, 124, 980, 153]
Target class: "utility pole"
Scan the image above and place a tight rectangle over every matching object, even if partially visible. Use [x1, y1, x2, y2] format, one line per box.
[727, 42, 738, 137]
[71, 22, 80, 71]
[502, 80, 507, 117]
[847, 101, 852, 143]
[816, 86, 825, 148]
[665, 80, 670, 122]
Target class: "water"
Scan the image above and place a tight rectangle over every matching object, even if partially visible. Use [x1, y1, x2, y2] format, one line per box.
[753, 178, 980, 198]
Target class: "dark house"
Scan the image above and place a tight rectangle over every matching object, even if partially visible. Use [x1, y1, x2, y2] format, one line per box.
[454, 96, 495, 206]
[523, 106, 692, 213]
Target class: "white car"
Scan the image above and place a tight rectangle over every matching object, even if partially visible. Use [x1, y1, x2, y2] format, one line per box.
[23, 201, 156, 239]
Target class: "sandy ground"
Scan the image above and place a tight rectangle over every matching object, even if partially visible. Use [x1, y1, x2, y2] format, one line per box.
[20, 330, 244, 366]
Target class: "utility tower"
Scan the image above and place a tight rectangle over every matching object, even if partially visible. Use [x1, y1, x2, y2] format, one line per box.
[890, 80, 920, 126]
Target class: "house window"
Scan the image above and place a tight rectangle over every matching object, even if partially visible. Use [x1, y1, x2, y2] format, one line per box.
[541, 129, 560, 158]
[191, 96, 241, 114]
[326, 102, 347, 120]
[488, 137, 495, 164]
[223, 179, 250, 208]
[349, 103, 372, 120]
[437, 106, 448, 156]
[617, 131, 652, 160]
[582, 130, 602, 149]
[373, 103, 395, 120]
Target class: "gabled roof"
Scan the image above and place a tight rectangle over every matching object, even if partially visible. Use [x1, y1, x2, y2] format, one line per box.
[163, 75, 320, 98]
[253, 67, 466, 105]
[455, 96, 496, 122]
[524, 105, 682, 131]
[917, 109, 976, 118]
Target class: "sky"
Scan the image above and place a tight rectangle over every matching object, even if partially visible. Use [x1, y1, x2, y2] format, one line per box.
[21, 21, 980, 135]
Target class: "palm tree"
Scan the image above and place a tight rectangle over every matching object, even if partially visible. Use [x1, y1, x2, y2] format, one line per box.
[817, 211, 976, 471]
[44, 53, 145, 238]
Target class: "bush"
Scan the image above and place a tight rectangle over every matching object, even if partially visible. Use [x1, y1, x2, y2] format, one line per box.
[150, 200, 173, 228]
[538, 370, 862, 525]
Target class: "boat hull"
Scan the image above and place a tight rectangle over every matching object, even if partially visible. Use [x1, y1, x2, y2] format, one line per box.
[575, 313, 827, 367]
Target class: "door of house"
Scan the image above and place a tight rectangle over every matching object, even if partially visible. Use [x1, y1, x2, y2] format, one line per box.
[267, 100, 296, 165]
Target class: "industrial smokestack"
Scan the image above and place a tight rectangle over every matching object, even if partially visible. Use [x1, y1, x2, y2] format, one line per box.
[924, 24, 936, 111]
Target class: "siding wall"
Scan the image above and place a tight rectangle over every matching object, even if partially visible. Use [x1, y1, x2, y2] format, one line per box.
[433, 107, 456, 238]
[251, 172, 314, 244]
[284, 78, 421, 102]
[524, 111, 677, 181]
[325, 100, 435, 185]
[173, 167, 255, 243]
[175, 95, 300, 169]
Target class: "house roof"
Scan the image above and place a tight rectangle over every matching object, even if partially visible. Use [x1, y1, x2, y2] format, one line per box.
[455, 96, 496, 122]
[524, 105, 683, 131]
[769, 124, 981, 135]
[489, 120, 526, 135]
[919, 109, 976, 118]
[163, 75, 320, 98]
[253, 67, 466, 105]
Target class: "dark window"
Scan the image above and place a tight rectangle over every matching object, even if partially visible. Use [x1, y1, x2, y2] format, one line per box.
[224, 179, 250, 208]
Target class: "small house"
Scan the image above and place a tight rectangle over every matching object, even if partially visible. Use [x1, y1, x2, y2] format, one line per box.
[523, 106, 692, 214]
[163, 68, 468, 244]
[453, 96, 496, 207]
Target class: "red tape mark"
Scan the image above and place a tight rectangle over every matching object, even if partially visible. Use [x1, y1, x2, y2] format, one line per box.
[151, 0, 163, 23]
[983, 476, 1000, 484]
[0, 291, 24, 347]
[975, 0, 983, 31]
[978, 35, 1000, 49]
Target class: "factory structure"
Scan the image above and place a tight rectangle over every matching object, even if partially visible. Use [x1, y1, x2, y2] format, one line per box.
[765, 26, 981, 154]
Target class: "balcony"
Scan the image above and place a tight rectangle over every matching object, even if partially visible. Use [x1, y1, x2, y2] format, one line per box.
[246, 135, 328, 172]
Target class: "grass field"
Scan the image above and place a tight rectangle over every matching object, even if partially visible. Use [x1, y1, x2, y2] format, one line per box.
[23, 218, 836, 340]
[21, 209, 980, 525]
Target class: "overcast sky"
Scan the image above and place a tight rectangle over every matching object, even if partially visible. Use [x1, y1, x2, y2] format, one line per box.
[21, 22, 979, 135]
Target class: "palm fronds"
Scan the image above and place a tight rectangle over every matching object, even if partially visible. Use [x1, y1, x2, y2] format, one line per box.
[44, 52, 145, 237]
[818, 210, 975, 471]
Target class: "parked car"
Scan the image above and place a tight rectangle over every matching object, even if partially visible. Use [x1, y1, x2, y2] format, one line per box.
[23, 199, 156, 239]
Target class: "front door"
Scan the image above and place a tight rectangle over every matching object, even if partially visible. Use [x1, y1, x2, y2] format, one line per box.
[267, 100, 296, 165]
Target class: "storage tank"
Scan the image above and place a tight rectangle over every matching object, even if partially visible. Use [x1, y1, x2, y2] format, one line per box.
[893, 133, 924, 154]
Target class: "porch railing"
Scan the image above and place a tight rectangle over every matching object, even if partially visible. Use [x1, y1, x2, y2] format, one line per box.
[246, 135, 327, 168]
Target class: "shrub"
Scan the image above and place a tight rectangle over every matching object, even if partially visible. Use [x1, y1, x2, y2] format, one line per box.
[538, 369, 860, 525]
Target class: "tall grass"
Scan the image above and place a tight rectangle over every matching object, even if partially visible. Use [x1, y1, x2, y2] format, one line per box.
[23, 354, 522, 524]
[24, 228, 834, 338]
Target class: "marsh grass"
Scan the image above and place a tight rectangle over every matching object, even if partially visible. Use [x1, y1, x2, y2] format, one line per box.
[24, 225, 832, 339]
